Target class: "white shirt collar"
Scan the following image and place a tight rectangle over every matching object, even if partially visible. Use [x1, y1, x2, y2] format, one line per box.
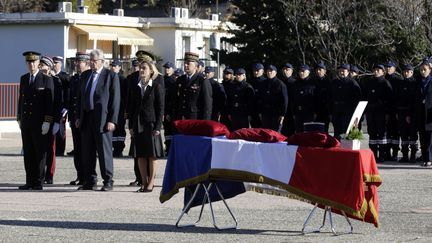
[30, 70, 39, 77]
[138, 79, 153, 88]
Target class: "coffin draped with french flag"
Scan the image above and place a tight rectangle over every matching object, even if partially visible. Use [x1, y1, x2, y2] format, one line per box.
[160, 135, 382, 227]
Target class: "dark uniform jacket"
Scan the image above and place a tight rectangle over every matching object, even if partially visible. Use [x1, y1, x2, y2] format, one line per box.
[171, 72, 213, 120]
[127, 81, 165, 131]
[394, 76, 422, 118]
[56, 71, 70, 112]
[52, 75, 64, 123]
[385, 73, 402, 113]
[225, 81, 255, 117]
[17, 71, 54, 128]
[328, 77, 362, 115]
[164, 74, 176, 115]
[314, 76, 331, 117]
[256, 77, 288, 116]
[209, 78, 227, 119]
[68, 73, 82, 123]
[76, 68, 120, 132]
[291, 77, 317, 115]
[363, 76, 393, 113]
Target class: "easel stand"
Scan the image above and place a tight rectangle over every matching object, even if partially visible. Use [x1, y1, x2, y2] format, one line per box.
[302, 203, 353, 235]
[175, 182, 238, 230]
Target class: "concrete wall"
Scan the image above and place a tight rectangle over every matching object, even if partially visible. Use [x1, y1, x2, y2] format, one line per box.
[141, 28, 177, 67]
[0, 24, 66, 83]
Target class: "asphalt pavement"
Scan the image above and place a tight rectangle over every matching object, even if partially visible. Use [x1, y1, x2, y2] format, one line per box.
[1, 131, 432, 242]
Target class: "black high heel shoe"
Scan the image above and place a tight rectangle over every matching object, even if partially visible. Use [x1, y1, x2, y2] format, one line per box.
[136, 187, 146, 192]
[143, 185, 154, 192]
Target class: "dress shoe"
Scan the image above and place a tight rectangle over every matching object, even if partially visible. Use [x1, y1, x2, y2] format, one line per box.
[44, 179, 53, 184]
[69, 179, 79, 185]
[129, 180, 141, 186]
[32, 185, 43, 190]
[100, 184, 113, 191]
[18, 184, 32, 190]
[78, 184, 96, 190]
[136, 187, 146, 192]
[66, 150, 74, 156]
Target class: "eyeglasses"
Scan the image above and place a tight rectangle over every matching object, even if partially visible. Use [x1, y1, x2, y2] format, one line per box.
[90, 59, 102, 63]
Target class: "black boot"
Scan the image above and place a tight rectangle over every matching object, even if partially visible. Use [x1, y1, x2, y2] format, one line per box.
[379, 144, 387, 162]
[398, 145, 409, 163]
[369, 144, 378, 159]
[391, 144, 399, 161]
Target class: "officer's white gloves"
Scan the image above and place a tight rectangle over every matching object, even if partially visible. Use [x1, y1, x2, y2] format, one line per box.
[52, 122, 60, 135]
[41, 122, 50, 135]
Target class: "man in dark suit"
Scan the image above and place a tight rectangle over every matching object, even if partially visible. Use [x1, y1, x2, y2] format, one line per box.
[75, 49, 120, 191]
[17, 51, 54, 190]
[171, 52, 212, 120]
[110, 59, 127, 157]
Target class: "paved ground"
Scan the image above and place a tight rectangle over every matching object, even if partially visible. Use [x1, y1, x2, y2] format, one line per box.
[1, 131, 432, 242]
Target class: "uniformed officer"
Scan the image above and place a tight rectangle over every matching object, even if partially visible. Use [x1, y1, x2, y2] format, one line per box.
[197, 60, 206, 78]
[328, 64, 362, 140]
[384, 60, 403, 160]
[171, 52, 212, 120]
[131, 59, 140, 74]
[162, 61, 177, 154]
[205, 66, 226, 122]
[257, 65, 288, 131]
[363, 64, 393, 162]
[395, 64, 421, 162]
[17, 51, 54, 190]
[313, 62, 331, 133]
[52, 56, 70, 156]
[249, 63, 266, 128]
[280, 63, 296, 137]
[225, 68, 255, 130]
[417, 59, 432, 164]
[111, 59, 127, 157]
[39, 56, 62, 184]
[173, 68, 184, 79]
[68, 51, 90, 185]
[220, 67, 234, 129]
[291, 64, 317, 133]
[350, 65, 365, 131]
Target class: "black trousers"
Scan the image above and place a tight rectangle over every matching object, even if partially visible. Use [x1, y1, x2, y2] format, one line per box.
[261, 114, 281, 132]
[21, 126, 49, 187]
[55, 120, 66, 155]
[230, 114, 250, 131]
[294, 112, 315, 133]
[71, 123, 84, 181]
[45, 134, 56, 181]
[81, 111, 114, 185]
[112, 123, 126, 154]
[281, 110, 295, 137]
[332, 113, 352, 140]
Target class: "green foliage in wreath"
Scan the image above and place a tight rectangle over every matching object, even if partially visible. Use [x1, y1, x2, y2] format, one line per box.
[345, 127, 364, 140]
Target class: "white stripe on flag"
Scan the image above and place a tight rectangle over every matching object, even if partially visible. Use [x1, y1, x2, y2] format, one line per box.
[210, 138, 298, 184]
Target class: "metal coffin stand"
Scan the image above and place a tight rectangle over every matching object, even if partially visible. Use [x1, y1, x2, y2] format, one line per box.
[175, 182, 238, 230]
[302, 203, 353, 235]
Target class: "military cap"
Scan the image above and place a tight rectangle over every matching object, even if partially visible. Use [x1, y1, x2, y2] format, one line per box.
[223, 67, 234, 74]
[337, 63, 350, 70]
[40, 55, 54, 69]
[198, 60, 205, 67]
[266, 65, 277, 72]
[402, 64, 413, 71]
[283, 63, 293, 69]
[373, 64, 385, 70]
[316, 62, 326, 69]
[205, 66, 215, 73]
[163, 62, 174, 68]
[235, 68, 246, 75]
[135, 50, 154, 62]
[422, 57, 431, 64]
[131, 59, 139, 66]
[174, 68, 184, 76]
[252, 63, 264, 71]
[384, 60, 397, 68]
[299, 64, 310, 71]
[111, 59, 122, 66]
[75, 52, 89, 61]
[183, 52, 200, 62]
[23, 51, 41, 61]
[350, 65, 360, 73]
[52, 56, 63, 63]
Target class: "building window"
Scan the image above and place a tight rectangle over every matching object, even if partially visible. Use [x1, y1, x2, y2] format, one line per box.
[182, 36, 191, 54]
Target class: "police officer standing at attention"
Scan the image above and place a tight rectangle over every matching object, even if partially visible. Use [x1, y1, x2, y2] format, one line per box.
[385, 61, 403, 160]
[292, 64, 317, 133]
[417, 59, 432, 165]
[162, 61, 176, 154]
[171, 52, 212, 120]
[395, 64, 422, 163]
[249, 63, 266, 128]
[220, 67, 234, 129]
[257, 65, 288, 131]
[110, 59, 127, 157]
[52, 56, 70, 156]
[39, 56, 62, 185]
[68, 52, 90, 185]
[225, 68, 255, 130]
[313, 62, 331, 133]
[280, 63, 296, 137]
[328, 64, 362, 140]
[17, 51, 54, 190]
[363, 64, 393, 162]
[205, 66, 226, 122]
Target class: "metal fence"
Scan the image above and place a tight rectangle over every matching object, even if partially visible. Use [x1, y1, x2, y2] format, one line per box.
[0, 83, 19, 120]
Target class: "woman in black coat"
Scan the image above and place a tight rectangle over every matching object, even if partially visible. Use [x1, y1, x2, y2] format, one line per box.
[128, 60, 164, 192]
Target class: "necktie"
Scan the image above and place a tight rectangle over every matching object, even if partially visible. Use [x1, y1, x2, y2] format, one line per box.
[29, 74, 34, 85]
[85, 72, 96, 111]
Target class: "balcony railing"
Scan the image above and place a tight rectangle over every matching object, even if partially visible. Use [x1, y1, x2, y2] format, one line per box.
[0, 83, 19, 120]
